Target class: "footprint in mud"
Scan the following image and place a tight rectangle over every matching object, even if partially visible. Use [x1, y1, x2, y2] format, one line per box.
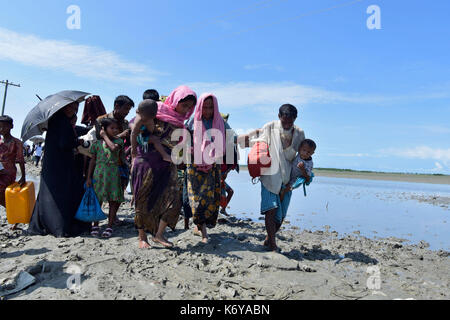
[97, 275, 122, 297]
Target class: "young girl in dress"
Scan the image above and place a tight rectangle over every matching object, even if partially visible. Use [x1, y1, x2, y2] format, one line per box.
[0, 116, 26, 230]
[86, 118, 124, 238]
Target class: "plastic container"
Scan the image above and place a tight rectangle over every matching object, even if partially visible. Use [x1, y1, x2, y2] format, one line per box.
[5, 182, 36, 224]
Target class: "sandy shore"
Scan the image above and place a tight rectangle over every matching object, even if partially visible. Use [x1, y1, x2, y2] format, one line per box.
[1, 162, 448, 300]
[314, 169, 450, 185]
[1, 196, 449, 300]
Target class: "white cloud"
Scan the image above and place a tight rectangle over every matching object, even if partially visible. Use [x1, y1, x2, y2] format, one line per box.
[187, 81, 450, 110]
[327, 153, 373, 158]
[0, 27, 161, 84]
[187, 81, 385, 109]
[244, 64, 285, 72]
[382, 146, 450, 163]
[416, 125, 450, 135]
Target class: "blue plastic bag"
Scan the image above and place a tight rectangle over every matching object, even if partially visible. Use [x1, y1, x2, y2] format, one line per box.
[74, 185, 107, 222]
[291, 172, 315, 196]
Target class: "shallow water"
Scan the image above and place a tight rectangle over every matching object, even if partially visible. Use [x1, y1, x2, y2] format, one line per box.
[21, 172, 450, 251]
[226, 171, 450, 251]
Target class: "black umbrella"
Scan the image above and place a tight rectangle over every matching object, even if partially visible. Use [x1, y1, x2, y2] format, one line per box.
[21, 90, 90, 142]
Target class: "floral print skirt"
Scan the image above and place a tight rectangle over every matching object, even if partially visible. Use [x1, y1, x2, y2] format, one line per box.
[186, 164, 221, 228]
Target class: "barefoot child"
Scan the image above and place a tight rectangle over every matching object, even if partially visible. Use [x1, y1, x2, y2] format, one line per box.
[280, 139, 316, 202]
[219, 164, 237, 216]
[86, 118, 125, 238]
[130, 99, 172, 163]
[0, 116, 26, 230]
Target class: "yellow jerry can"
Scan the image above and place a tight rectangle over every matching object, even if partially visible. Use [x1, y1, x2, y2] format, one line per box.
[5, 182, 36, 224]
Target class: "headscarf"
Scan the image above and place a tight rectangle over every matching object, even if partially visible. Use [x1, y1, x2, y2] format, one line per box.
[193, 93, 226, 173]
[155, 85, 197, 128]
[81, 95, 106, 126]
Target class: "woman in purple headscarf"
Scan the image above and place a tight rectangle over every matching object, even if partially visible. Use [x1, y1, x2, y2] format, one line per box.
[130, 85, 197, 249]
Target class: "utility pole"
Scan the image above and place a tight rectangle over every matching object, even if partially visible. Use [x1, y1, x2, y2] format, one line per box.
[1, 80, 21, 116]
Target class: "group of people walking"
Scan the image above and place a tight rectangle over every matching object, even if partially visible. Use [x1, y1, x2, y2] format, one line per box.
[0, 84, 316, 252]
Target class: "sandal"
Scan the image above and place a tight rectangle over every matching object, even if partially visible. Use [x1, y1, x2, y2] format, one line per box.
[113, 218, 124, 226]
[102, 227, 113, 238]
[91, 226, 100, 237]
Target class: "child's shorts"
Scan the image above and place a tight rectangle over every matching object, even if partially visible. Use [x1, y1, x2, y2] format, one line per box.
[260, 184, 292, 225]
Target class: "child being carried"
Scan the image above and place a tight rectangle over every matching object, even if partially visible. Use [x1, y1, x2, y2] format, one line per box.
[130, 99, 172, 163]
[280, 139, 316, 202]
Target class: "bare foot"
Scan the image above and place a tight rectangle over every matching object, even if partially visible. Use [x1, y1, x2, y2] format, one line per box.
[200, 224, 208, 244]
[152, 236, 174, 248]
[267, 244, 281, 253]
[263, 236, 269, 247]
[139, 240, 151, 249]
[10, 224, 21, 231]
[193, 226, 202, 237]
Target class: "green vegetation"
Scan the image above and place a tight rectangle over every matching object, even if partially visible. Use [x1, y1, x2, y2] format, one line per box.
[238, 165, 449, 177]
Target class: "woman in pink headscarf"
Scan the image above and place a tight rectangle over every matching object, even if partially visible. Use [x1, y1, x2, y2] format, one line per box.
[185, 93, 226, 243]
[131, 85, 197, 249]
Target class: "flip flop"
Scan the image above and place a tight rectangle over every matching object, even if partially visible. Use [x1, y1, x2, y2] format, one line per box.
[91, 226, 100, 237]
[102, 228, 113, 238]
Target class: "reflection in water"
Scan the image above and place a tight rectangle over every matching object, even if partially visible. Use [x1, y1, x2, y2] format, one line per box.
[226, 172, 450, 251]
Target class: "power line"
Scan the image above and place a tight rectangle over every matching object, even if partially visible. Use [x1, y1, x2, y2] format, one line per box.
[153, 0, 285, 41]
[0, 80, 21, 116]
[178, 0, 365, 50]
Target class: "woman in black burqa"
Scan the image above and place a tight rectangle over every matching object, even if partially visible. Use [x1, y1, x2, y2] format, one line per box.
[28, 102, 90, 237]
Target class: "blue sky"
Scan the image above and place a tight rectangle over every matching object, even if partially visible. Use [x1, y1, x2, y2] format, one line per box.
[1, 0, 449, 174]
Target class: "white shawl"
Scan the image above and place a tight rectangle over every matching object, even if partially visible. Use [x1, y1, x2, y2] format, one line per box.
[257, 120, 305, 195]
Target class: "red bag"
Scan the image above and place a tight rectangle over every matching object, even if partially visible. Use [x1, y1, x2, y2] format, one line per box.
[247, 141, 271, 179]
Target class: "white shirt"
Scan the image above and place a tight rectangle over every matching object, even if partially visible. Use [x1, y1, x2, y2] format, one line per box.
[35, 146, 43, 157]
[254, 120, 305, 195]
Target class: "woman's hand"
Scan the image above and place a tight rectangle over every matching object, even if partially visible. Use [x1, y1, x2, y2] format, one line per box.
[86, 178, 92, 188]
[99, 128, 106, 138]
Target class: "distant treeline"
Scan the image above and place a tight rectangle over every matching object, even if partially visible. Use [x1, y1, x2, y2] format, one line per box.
[238, 165, 446, 176]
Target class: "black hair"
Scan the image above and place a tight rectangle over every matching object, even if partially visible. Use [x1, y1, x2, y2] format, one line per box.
[279, 104, 298, 119]
[179, 95, 197, 106]
[143, 89, 160, 101]
[114, 95, 135, 109]
[0, 115, 13, 126]
[300, 139, 317, 150]
[138, 99, 158, 118]
[100, 118, 119, 130]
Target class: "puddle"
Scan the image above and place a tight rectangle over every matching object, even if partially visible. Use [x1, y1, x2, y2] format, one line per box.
[226, 172, 450, 251]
